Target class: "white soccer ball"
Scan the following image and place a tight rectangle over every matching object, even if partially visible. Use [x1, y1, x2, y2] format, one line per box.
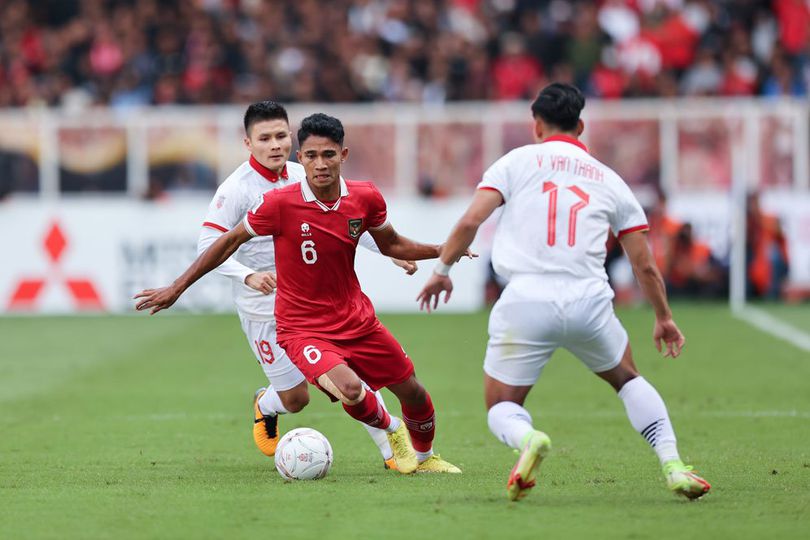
[274, 427, 333, 480]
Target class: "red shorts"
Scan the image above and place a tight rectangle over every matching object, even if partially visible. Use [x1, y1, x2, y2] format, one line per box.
[278, 325, 414, 392]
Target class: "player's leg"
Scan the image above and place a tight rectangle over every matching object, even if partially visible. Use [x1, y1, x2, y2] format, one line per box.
[483, 296, 556, 500]
[316, 364, 418, 474]
[596, 345, 711, 499]
[385, 375, 458, 473]
[350, 325, 459, 473]
[566, 296, 710, 500]
[242, 318, 309, 456]
[280, 336, 418, 474]
[257, 381, 310, 416]
[484, 375, 533, 446]
[484, 375, 551, 501]
[360, 390, 397, 470]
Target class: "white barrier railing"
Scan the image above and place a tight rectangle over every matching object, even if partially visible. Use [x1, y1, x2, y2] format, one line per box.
[0, 98, 807, 201]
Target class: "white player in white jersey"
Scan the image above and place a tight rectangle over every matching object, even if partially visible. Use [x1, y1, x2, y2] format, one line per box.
[200, 101, 414, 469]
[417, 84, 711, 500]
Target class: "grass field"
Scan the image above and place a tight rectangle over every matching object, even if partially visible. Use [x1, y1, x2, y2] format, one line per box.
[1, 305, 809, 539]
[759, 303, 810, 333]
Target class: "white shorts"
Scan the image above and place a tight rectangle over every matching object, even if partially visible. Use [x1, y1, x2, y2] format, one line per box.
[239, 316, 306, 392]
[483, 291, 628, 387]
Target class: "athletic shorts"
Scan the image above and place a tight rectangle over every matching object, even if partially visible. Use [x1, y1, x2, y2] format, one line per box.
[278, 324, 415, 392]
[483, 290, 628, 387]
[240, 316, 306, 392]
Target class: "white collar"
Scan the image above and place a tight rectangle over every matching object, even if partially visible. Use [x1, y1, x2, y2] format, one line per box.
[301, 177, 349, 212]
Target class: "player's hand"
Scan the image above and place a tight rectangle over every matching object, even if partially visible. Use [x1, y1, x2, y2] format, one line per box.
[245, 271, 276, 294]
[438, 244, 478, 262]
[391, 258, 418, 275]
[134, 286, 182, 315]
[654, 318, 685, 358]
[416, 273, 453, 312]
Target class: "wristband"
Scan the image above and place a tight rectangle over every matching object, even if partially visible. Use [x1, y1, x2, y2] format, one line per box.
[434, 261, 452, 276]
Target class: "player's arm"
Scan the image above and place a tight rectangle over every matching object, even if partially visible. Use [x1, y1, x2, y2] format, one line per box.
[358, 231, 417, 275]
[619, 230, 685, 358]
[416, 189, 502, 311]
[135, 224, 253, 314]
[198, 227, 275, 294]
[368, 225, 442, 261]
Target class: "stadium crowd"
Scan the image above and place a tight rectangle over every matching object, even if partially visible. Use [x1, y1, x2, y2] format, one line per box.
[1, 0, 809, 108]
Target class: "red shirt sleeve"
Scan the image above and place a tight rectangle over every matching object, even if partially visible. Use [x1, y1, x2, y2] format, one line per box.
[367, 184, 388, 229]
[245, 191, 281, 237]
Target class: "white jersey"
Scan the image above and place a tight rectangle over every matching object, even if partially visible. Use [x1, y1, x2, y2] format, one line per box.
[200, 157, 301, 320]
[478, 135, 648, 301]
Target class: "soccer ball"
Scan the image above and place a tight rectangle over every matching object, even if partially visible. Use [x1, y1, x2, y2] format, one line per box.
[274, 428, 333, 480]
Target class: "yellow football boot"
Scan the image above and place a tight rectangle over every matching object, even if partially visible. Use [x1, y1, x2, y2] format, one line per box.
[386, 420, 418, 474]
[384, 457, 398, 471]
[663, 460, 711, 500]
[253, 388, 280, 457]
[506, 430, 551, 501]
[416, 455, 462, 473]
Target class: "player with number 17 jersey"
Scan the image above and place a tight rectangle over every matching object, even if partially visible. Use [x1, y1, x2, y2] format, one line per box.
[244, 177, 389, 343]
[417, 83, 708, 500]
[478, 135, 648, 302]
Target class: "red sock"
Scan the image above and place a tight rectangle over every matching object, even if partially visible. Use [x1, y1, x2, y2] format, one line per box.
[402, 392, 435, 453]
[343, 390, 392, 430]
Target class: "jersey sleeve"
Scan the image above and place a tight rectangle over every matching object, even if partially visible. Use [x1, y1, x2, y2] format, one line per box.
[357, 231, 381, 253]
[477, 152, 512, 201]
[366, 184, 389, 230]
[202, 182, 245, 232]
[609, 179, 649, 238]
[244, 191, 281, 237]
[197, 226, 254, 283]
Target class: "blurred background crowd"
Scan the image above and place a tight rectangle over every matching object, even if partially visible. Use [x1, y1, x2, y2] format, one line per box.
[1, 0, 809, 108]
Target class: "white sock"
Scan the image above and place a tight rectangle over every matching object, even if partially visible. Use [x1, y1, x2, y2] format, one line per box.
[258, 386, 288, 416]
[363, 390, 394, 460]
[618, 376, 680, 465]
[416, 449, 434, 463]
[385, 416, 401, 433]
[487, 401, 534, 450]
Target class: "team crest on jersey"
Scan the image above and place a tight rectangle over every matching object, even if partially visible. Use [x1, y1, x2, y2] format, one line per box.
[215, 195, 225, 209]
[301, 223, 311, 237]
[347, 218, 363, 238]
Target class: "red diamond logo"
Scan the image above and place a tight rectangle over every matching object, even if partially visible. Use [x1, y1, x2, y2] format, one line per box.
[7, 220, 105, 311]
[43, 222, 67, 264]
[7, 279, 46, 309]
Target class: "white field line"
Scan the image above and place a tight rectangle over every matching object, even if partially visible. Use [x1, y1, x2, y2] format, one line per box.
[121, 409, 810, 422]
[733, 306, 810, 353]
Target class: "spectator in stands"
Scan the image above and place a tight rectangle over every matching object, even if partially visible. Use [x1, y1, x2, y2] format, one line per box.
[664, 223, 726, 298]
[646, 191, 682, 274]
[747, 192, 790, 299]
[491, 33, 544, 100]
[0, 0, 805, 106]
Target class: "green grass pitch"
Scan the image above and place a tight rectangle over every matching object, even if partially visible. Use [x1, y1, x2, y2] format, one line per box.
[1, 305, 809, 539]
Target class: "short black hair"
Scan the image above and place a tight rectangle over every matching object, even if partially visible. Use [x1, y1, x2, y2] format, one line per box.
[244, 100, 289, 134]
[531, 83, 585, 132]
[297, 113, 345, 146]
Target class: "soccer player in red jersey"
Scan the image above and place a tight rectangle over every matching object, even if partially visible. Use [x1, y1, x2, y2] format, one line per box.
[136, 113, 466, 474]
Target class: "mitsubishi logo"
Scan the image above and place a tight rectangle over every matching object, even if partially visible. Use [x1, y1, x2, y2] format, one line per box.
[6, 221, 104, 311]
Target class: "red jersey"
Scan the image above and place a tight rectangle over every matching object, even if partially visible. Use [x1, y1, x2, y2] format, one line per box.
[243, 178, 388, 341]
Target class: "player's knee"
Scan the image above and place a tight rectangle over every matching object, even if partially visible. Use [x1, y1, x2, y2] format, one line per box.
[338, 378, 364, 403]
[281, 390, 310, 413]
[389, 376, 427, 406]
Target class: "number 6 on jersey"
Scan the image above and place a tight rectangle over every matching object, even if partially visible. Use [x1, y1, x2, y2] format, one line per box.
[301, 240, 318, 264]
